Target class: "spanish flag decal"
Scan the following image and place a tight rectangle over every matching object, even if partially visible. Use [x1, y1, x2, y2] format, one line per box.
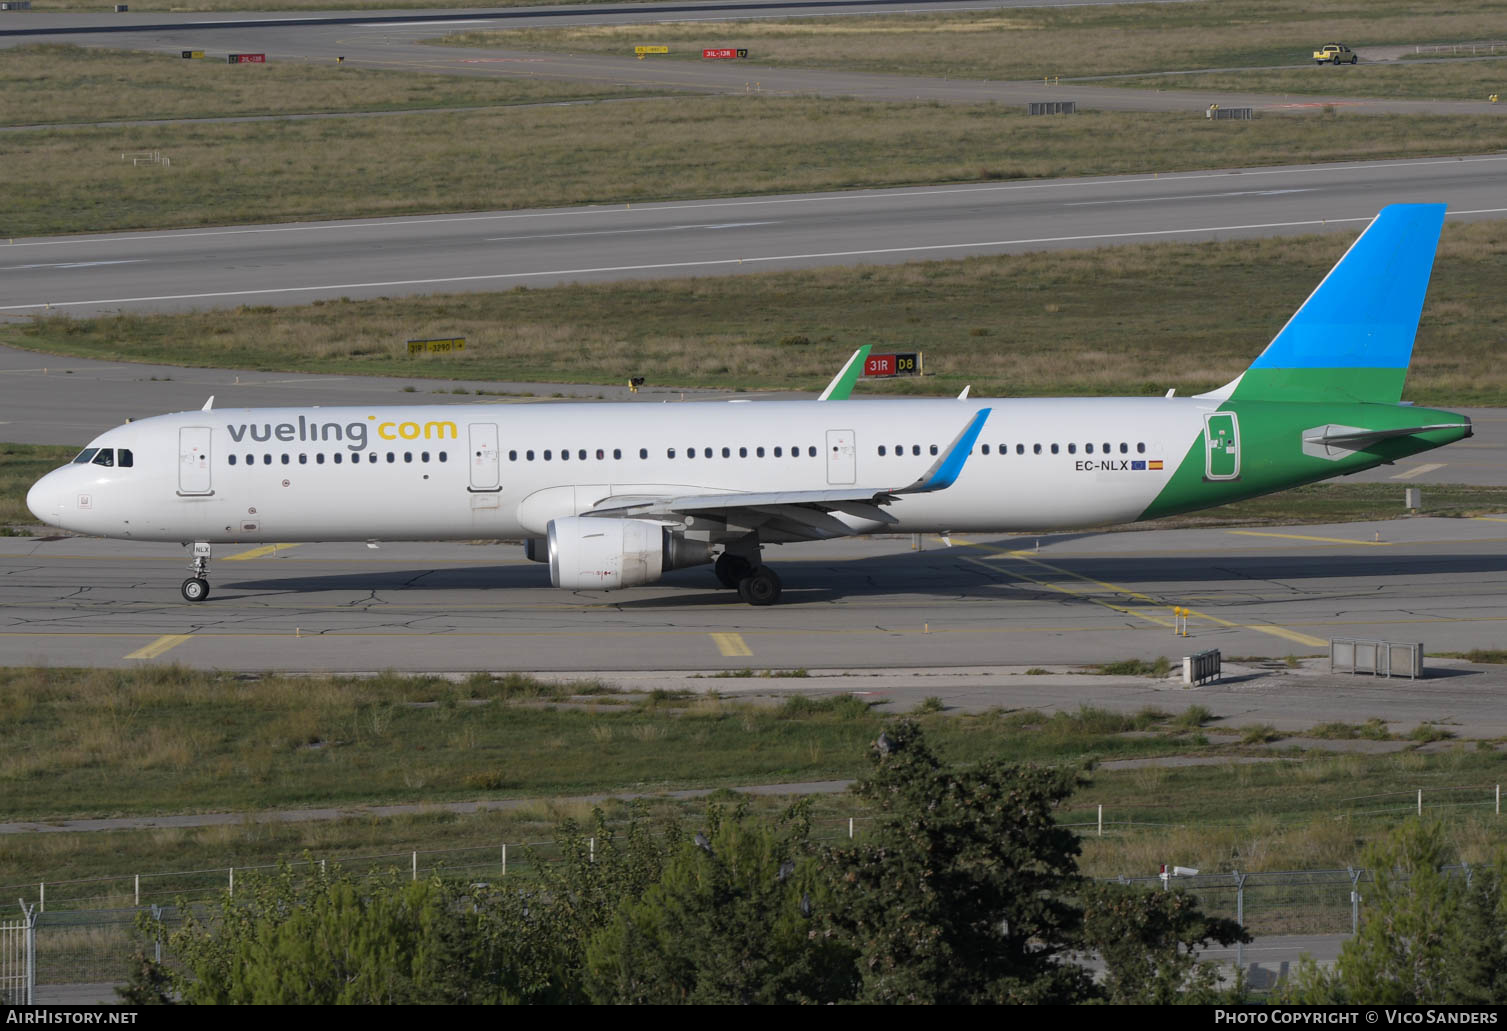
[1149, 460, 1164, 470]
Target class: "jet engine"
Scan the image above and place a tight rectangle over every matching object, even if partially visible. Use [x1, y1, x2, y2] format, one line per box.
[547, 516, 712, 589]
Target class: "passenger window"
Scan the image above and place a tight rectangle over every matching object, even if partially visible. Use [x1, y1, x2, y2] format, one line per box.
[687, 448, 695, 460]
[1068, 444, 1077, 454]
[722, 447, 730, 458]
[774, 447, 783, 457]
[228, 455, 237, 466]
[613, 449, 621, 460]
[930, 445, 939, 456]
[118, 449, 133, 468]
[739, 447, 747, 458]
[509, 450, 517, 462]
[1050, 444, 1059, 454]
[756, 447, 765, 458]
[246, 454, 254, 465]
[1033, 444, 1041, 455]
[526, 450, 534, 462]
[404, 452, 413, 463]
[369, 453, 378, 464]
[1083, 444, 1090, 454]
[299, 454, 307, 465]
[91, 450, 114, 467]
[317, 454, 326, 464]
[1120, 443, 1128, 454]
[639, 448, 648, 459]
[597, 449, 605, 460]
[333, 453, 342, 465]
[264, 454, 273, 465]
[561, 449, 570, 461]
[980, 445, 989, 455]
[1016, 444, 1025, 455]
[704, 448, 713, 459]
[388, 452, 397, 463]
[439, 451, 447, 463]
[1138, 442, 1146, 454]
[421, 452, 430, 463]
[1103, 443, 1111, 453]
[544, 450, 553, 461]
[72, 449, 99, 465]
[878, 445, 887, 456]
[579, 450, 587, 461]
[912, 445, 921, 456]
[808, 446, 817, 457]
[667, 448, 676, 459]
[281, 454, 290, 465]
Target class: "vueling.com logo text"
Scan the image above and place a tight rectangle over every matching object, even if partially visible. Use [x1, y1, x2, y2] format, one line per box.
[224, 416, 459, 452]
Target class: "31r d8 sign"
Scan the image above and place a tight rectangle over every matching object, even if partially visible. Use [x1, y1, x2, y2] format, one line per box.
[864, 352, 922, 377]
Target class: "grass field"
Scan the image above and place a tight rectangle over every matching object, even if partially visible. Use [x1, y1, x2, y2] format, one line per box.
[3, 666, 1506, 910]
[0, 444, 77, 531]
[1117, 61, 1507, 101]
[437, 0, 1507, 85]
[11, 94, 1506, 239]
[0, 668, 1217, 823]
[0, 44, 668, 127]
[9, 222, 1506, 403]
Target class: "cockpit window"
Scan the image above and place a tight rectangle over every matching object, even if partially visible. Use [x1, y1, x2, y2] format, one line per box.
[72, 448, 99, 465]
[90, 450, 115, 467]
[118, 449, 133, 468]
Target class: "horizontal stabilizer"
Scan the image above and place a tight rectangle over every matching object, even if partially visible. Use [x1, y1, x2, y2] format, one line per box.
[1303, 423, 1469, 448]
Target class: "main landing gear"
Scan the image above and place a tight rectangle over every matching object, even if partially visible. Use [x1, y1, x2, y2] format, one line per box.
[713, 549, 782, 606]
[181, 542, 211, 602]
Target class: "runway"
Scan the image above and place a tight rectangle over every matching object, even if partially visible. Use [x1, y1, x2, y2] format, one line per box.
[6, 154, 1507, 316]
[5, 513, 1507, 674]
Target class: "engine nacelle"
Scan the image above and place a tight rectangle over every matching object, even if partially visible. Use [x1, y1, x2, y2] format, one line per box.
[547, 517, 712, 589]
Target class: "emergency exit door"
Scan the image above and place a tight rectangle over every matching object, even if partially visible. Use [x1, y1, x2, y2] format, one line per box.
[178, 426, 213, 495]
[468, 423, 501, 491]
[1203, 412, 1241, 481]
[826, 429, 856, 485]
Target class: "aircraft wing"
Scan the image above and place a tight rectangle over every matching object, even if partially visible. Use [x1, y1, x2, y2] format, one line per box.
[581, 408, 991, 539]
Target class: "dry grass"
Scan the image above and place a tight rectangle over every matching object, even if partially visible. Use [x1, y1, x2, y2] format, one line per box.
[0, 44, 666, 128]
[13, 93, 1503, 240]
[1118, 61, 1507, 101]
[9, 221, 1505, 404]
[438, 0, 1507, 84]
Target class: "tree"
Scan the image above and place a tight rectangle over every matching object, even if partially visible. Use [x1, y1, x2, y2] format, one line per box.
[584, 801, 856, 1004]
[1446, 859, 1507, 1004]
[816, 720, 1096, 1004]
[146, 863, 511, 1004]
[1078, 882, 1249, 1004]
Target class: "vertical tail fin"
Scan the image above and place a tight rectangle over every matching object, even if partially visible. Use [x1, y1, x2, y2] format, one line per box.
[1202, 203, 1447, 403]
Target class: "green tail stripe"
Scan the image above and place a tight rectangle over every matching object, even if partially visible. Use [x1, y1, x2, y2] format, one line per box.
[820, 345, 871, 401]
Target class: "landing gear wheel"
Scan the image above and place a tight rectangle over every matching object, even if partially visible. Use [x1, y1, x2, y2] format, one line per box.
[715, 553, 755, 588]
[181, 577, 209, 602]
[736, 565, 782, 606]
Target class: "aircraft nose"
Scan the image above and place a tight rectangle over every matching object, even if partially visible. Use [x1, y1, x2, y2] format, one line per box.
[26, 471, 61, 524]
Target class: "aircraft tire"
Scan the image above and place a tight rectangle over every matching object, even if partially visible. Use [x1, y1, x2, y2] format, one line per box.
[715, 553, 755, 588]
[737, 566, 782, 606]
[181, 577, 210, 602]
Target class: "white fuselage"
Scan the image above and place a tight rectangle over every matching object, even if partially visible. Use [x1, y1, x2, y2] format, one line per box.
[27, 397, 1206, 544]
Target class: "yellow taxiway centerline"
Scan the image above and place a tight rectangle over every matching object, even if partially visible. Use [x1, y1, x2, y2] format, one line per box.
[124, 634, 193, 660]
[710, 632, 753, 657]
[1227, 530, 1390, 547]
[223, 543, 302, 561]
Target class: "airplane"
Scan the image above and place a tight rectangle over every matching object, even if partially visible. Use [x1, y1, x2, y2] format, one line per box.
[27, 204, 1472, 606]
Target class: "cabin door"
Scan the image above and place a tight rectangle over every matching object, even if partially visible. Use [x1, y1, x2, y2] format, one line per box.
[468, 423, 501, 492]
[178, 427, 213, 496]
[826, 429, 856, 485]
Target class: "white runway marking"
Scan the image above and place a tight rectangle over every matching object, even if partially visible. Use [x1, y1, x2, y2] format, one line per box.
[8, 211, 1504, 311]
[485, 221, 778, 242]
[0, 260, 145, 271]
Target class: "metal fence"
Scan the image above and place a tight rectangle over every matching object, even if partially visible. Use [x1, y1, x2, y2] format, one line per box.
[1, 903, 37, 1004]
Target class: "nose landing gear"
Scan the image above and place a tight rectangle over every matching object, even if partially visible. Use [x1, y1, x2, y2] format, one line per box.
[182, 542, 211, 602]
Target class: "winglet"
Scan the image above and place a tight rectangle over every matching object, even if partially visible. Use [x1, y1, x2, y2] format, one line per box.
[202, 396, 215, 412]
[895, 408, 992, 494]
[818, 345, 871, 400]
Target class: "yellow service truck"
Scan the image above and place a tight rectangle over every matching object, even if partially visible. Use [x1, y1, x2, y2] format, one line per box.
[1313, 43, 1358, 65]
